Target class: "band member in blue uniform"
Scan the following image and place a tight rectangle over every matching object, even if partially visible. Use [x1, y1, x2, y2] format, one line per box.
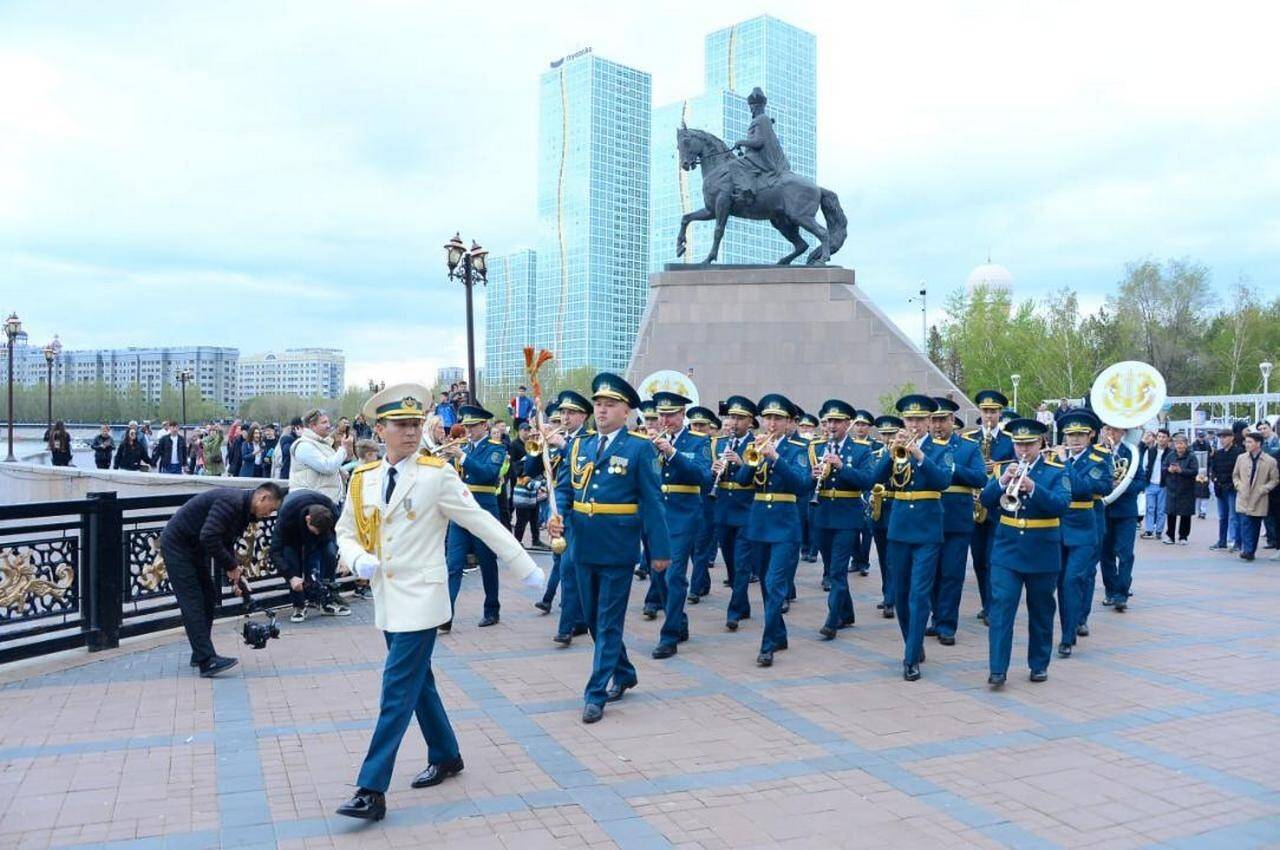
[811, 399, 877, 640]
[926, 397, 988, 645]
[872, 395, 953, 681]
[547, 373, 671, 723]
[870, 415, 902, 618]
[965, 390, 1016, 625]
[532, 403, 564, 614]
[736, 394, 809, 667]
[637, 399, 660, 593]
[1080, 434, 1115, 635]
[715, 396, 761, 631]
[979, 418, 1070, 686]
[650, 391, 713, 659]
[687, 406, 721, 601]
[797, 412, 821, 565]
[1100, 424, 1146, 612]
[1055, 409, 1112, 658]
[442, 405, 507, 629]
[850, 409, 878, 577]
[533, 392, 594, 646]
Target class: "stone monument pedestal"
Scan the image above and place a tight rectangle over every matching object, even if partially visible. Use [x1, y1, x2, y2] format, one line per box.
[627, 265, 974, 418]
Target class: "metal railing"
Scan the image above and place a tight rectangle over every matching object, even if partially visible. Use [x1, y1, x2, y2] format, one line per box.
[0, 491, 296, 663]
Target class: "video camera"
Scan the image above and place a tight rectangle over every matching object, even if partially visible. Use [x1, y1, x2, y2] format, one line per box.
[236, 577, 280, 649]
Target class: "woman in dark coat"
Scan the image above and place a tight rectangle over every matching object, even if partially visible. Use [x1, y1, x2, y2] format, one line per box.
[113, 427, 152, 471]
[1162, 433, 1199, 544]
[239, 425, 264, 477]
[47, 421, 73, 466]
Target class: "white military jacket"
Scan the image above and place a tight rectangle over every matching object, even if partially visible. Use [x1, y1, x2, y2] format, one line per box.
[337, 451, 538, 632]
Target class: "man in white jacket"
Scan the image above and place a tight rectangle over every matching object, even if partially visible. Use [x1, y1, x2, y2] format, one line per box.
[334, 383, 545, 821]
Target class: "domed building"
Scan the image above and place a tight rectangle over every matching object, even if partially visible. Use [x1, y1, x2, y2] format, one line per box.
[966, 259, 1013, 298]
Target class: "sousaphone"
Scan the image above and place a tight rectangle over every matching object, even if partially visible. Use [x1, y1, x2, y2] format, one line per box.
[1090, 361, 1167, 505]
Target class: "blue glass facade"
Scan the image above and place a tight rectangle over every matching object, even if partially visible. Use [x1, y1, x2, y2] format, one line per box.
[536, 50, 651, 372]
[651, 15, 817, 271]
[483, 249, 537, 392]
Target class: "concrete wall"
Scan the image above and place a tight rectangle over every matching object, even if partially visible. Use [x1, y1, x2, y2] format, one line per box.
[627, 266, 976, 419]
[0, 462, 275, 506]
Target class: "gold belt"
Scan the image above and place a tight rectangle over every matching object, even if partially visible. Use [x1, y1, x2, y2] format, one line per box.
[662, 484, 701, 494]
[716, 482, 752, 491]
[944, 485, 977, 495]
[1000, 515, 1060, 529]
[896, 491, 941, 501]
[1068, 500, 1095, 510]
[754, 492, 797, 503]
[468, 484, 500, 495]
[573, 501, 638, 516]
[817, 489, 862, 499]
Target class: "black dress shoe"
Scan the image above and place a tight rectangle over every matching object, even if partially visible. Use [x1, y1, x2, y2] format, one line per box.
[882, 607, 895, 619]
[1114, 601, 1127, 612]
[477, 615, 500, 627]
[438, 620, 452, 634]
[336, 789, 386, 821]
[677, 631, 689, 643]
[1057, 644, 1072, 658]
[903, 664, 921, 682]
[775, 640, 788, 651]
[859, 567, 870, 576]
[876, 601, 885, 609]
[642, 607, 658, 620]
[821, 581, 831, 592]
[924, 625, 938, 637]
[818, 626, 837, 640]
[839, 617, 855, 628]
[582, 703, 603, 724]
[976, 610, 988, 625]
[552, 633, 572, 646]
[756, 651, 773, 667]
[781, 602, 790, 614]
[1241, 553, 1256, 561]
[199, 656, 238, 678]
[534, 601, 551, 614]
[651, 644, 677, 659]
[687, 594, 700, 605]
[606, 681, 635, 702]
[1029, 670, 1048, 683]
[1101, 597, 1115, 607]
[1076, 623, 1089, 637]
[938, 635, 955, 646]
[572, 625, 589, 637]
[987, 673, 1006, 688]
[722, 578, 732, 586]
[411, 756, 464, 788]
[725, 620, 739, 631]
[919, 649, 926, 663]
[189, 654, 199, 667]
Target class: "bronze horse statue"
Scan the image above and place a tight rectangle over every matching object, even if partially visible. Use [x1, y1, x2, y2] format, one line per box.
[676, 125, 847, 265]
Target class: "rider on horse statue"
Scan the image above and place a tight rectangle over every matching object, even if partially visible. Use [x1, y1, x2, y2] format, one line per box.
[730, 87, 790, 206]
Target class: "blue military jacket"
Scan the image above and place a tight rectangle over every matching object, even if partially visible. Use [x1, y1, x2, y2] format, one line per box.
[555, 428, 671, 567]
[735, 436, 809, 544]
[713, 431, 756, 527]
[811, 436, 876, 530]
[871, 445, 895, 531]
[936, 432, 988, 534]
[523, 425, 592, 481]
[872, 435, 953, 544]
[964, 427, 1016, 465]
[455, 437, 506, 515]
[980, 456, 1071, 573]
[1061, 447, 1112, 546]
[1104, 441, 1146, 520]
[659, 428, 712, 537]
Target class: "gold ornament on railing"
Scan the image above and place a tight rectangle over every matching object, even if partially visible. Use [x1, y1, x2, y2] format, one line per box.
[137, 538, 169, 592]
[0, 549, 75, 612]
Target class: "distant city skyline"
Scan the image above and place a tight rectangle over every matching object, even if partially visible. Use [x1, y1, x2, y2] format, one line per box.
[4, 2, 1276, 389]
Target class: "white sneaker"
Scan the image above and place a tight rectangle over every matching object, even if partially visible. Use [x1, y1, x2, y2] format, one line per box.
[322, 601, 352, 617]
[290, 607, 306, 623]
[1162, 537, 1175, 545]
[1177, 539, 1189, 546]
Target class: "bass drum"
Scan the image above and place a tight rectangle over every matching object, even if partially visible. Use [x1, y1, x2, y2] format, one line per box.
[1090, 361, 1167, 506]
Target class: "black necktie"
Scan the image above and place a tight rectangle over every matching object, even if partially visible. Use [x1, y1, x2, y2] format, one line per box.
[385, 467, 398, 503]
[595, 435, 607, 463]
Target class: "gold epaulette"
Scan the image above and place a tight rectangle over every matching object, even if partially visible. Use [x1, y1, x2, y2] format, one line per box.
[788, 438, 808, 447]
[1094, 444, 1112, 454]
[488, 437, 503, 445]
[1044, 457, 1065, 468]
[853, 437, 870, 445]
[1088, 453, 1104, 462]
[963, 427, 980, 438]
[353, 459, 381, 474]
[960, 432, 978, 443]
[417, 454, 445, 468]
[629, 429, 650, 439]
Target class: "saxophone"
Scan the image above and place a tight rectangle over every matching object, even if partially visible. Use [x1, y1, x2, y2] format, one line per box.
[973, 433, 992, 524]
[869, 483, 887, 522]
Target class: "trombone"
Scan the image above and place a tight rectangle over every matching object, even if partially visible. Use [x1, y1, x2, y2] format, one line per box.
[525, 425, 565, 457]
[742, 432, 781, 467]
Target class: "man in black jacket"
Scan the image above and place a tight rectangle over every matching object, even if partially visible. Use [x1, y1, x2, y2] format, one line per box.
[269, 489, 349, 622]
[152, 420, 188, 474]
[160, 483, 284, 676]
[1209, 429, 1243, 551]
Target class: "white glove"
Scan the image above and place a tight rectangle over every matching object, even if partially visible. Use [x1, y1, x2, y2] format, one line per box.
[355, 554, 380, 580]
[521, 568, 547, 592]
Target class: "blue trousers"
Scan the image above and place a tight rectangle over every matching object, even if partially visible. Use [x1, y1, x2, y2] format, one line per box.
[853, 523, 873, 570]
[969, 519, 995, 612]
[816, 526, 856, 630]
[893, 540, 940, 666]
[289, 538, 339, 608]
[690, 507, 717, 596]
[656, 529, 696, 649]
[873, 527, 893, 608]
[800, 503, 816, 559]
[356, 629, 459, 793]
[1240, 514, 1263, 557]
[1215, 493, 1240, 547]
[641, 537, 664, 612]
[987, 567, 1056, 676]
[1100, 516, 1137, 601]
[446, 522, 499, 620]
[542, 552, 561, 605]
[725, 526, 760, 623]
[1057, 542, 1097, 646]
[577, 562, 637, 707]
[1143, 484, 1167, 534]
[929, 530, 971, 638]
[757, 541, 799, 653]
[554, 548, 587, 636]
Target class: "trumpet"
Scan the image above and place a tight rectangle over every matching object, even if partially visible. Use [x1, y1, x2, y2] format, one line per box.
[743, 433, 780, 467]
[889, 430, 921, 488]
[811, 440, 838, 504]
[423, 423, 468, 457]
[890, 431, 920, 461]
[525, 425, 565, 457]
[999, 458, 1031, 512]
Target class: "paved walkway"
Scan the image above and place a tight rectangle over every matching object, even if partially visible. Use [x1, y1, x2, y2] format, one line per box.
[1, 513, 1278, 849]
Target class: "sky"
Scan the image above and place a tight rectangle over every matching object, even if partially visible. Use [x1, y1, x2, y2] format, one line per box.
[3, 0, 1278, 388]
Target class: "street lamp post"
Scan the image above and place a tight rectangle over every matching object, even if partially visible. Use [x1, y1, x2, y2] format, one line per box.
[1261, 361, 1274, 420]
[42, 336, 61, 437]
[1010, 373, 1022, 413]
[367, 379, 384, 394]
[177, 368, 193, 438]
[4, 312, 21, 463]
[444, 233, 488, 405]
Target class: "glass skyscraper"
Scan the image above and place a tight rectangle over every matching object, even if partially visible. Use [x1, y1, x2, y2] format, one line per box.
[651, 16, 817, 272]
[483, 249, 537, 393]
[535, 49, 651, 372]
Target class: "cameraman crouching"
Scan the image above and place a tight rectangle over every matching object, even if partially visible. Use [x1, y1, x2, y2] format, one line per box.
[270, 489, 351, 622]
[161, 482, 284, 677]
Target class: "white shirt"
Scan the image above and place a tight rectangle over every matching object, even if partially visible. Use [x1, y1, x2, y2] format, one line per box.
[169, 432, 180, 464]
[1148, 447, 1166, 486]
